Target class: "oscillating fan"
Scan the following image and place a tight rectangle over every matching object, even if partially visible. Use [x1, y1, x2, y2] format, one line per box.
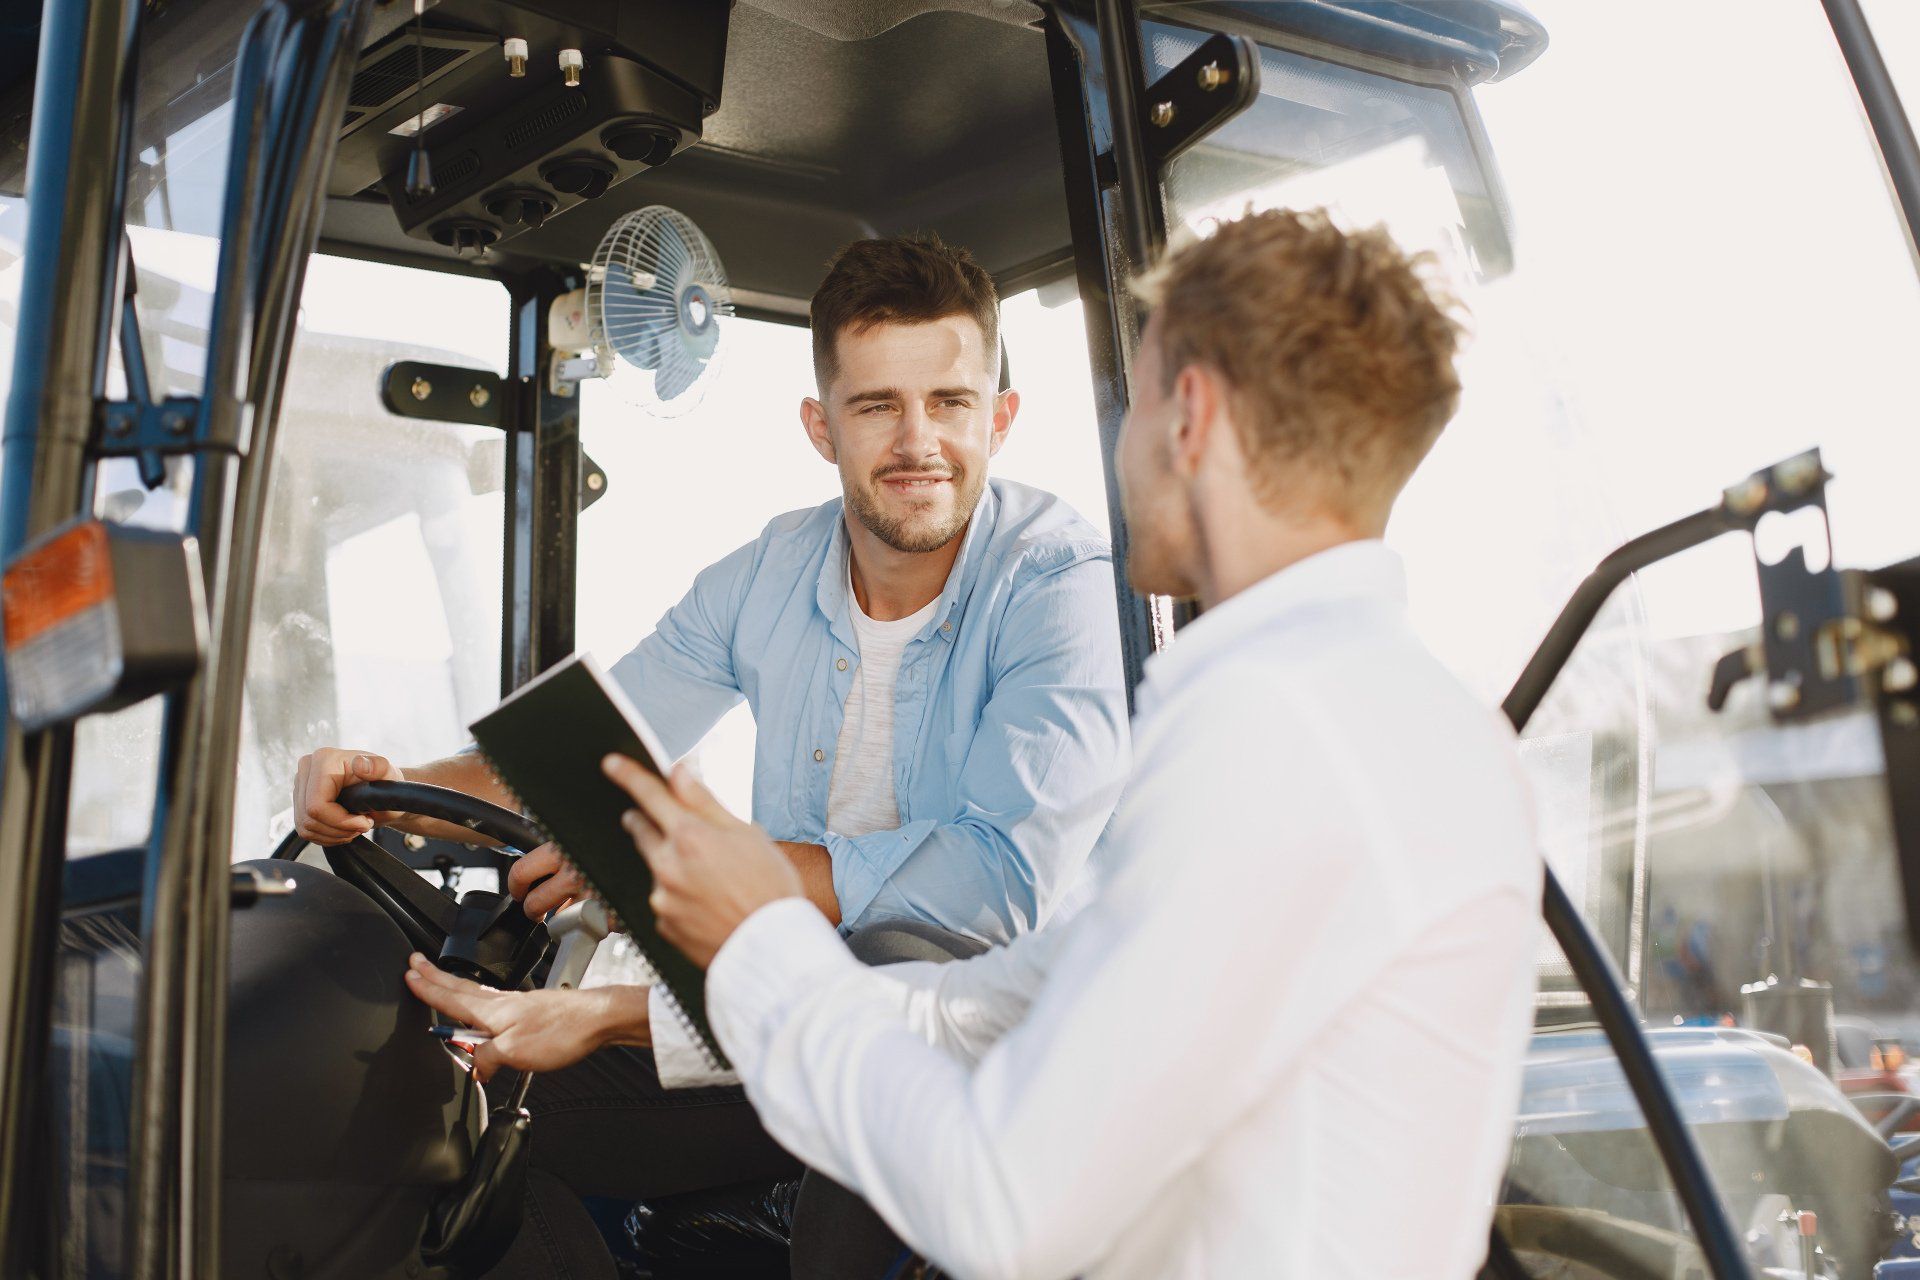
[552, 206, 735, 416]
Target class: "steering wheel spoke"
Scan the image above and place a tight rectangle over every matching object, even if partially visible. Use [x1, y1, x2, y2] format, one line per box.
[271, 781, 551, 988]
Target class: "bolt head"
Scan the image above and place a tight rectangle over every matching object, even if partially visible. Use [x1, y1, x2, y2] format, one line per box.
[469, 384, 491, 408]
[1888, 657, 1919, 694]
[1197, 61, 1229, 91]
[1775, 454, 1825, 495]
[1768, 679, 1802, 712]
[1868, 586, 1900, 623]
[1893, 701, 1920, 729]
[411, 377, 432, 401]
[1150, 100, 1176, 128]
[1774, 611, 1801, 641]
[108, 414, 133, 436]
[1725, 477, 1769, 516]
[586, 471, 605, 492]
[162, 410, 190, 434]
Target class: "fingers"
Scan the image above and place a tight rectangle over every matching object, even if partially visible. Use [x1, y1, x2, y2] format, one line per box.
[602, 755, 685, 832]
[403, 953, 496, 1028]
[621, 807, 678, 880]
[293, 750, 375, 844]
[469, 1040, 504, 1084]
[507, 843, 562, 899]
[522, 865, 585, 921]
[351, 752, 394, 782]
[668, 762, 729, 822]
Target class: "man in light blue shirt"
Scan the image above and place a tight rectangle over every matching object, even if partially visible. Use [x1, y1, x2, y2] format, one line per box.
[607, 472, 1123, 942]
[295, 231, 1127, 1271]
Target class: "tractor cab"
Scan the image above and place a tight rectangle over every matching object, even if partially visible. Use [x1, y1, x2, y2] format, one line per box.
[6, 0, 1920, 1276]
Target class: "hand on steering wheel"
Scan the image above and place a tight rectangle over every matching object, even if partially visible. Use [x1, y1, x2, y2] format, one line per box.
[507, 844, 588, 921]
[293, 747, 407, 843]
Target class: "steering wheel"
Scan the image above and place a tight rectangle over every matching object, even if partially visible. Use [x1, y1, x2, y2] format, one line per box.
[269, 780, 550, 989]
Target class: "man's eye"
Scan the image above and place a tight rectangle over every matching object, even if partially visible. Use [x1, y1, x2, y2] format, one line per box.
[939, 399, 969, 410]
[861, 404, 893, 415]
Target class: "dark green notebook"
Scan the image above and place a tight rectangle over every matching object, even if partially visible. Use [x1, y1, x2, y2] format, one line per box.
[470, 654, 727, 1069]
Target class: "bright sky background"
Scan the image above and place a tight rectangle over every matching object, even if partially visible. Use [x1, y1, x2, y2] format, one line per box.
[7, 0, 1920, 841]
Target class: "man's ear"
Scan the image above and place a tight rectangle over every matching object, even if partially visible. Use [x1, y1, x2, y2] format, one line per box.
[987, 388, 1020, 459]
[799, 396, 837, 464]
[1169, 364, 1220, 479]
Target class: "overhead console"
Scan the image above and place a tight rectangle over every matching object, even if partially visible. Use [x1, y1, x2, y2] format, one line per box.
[328, 0, 730, 254]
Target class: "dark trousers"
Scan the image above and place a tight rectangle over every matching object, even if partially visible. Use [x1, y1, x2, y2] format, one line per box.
[486, 919, 986, 1279]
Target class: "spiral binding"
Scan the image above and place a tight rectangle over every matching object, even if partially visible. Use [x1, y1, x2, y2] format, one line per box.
[478, 751, 725, 1073]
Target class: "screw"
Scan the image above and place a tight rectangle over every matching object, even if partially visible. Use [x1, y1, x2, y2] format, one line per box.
[1775, 453, 1824, 496]
[1149, 100, 1176, 128]
[162, 409, 190, 435]
[1888, 657, 1919, 693]
[1768, 678, 1802, 712]
[1868, 586, 1900, 623]
[107, 413, 132, 437]
[469, 384, 491, 408]
[1894, 701, 1920, 729]
[1724, 477, 1769, 516]
[411, 377, 432, 401]
[1197, 61, 1229, 91]
[1774, 611, 1801, 641]
[503, 36, 528, 78]
[559, 48, 584, 88]
[586, 471, 605, 492]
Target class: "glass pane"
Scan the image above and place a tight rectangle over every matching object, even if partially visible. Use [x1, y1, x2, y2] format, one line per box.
[233, 254, 508, 860]
[1518, 539, 1914, 1277]
[1504, 936, 1700, 1278]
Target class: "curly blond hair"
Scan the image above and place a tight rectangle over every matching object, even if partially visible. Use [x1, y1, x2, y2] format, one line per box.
[1134, 209, 1466, 520]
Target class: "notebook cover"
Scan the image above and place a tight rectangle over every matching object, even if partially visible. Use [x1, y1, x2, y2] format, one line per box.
[469, 653, 726, 1068]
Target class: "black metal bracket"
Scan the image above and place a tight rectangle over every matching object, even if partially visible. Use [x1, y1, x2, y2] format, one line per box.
[1737, 450, 1855, 721]
[91, 396, 218, 488]
[381, 360, 506, 427]
[1096, 31, 1261, 185]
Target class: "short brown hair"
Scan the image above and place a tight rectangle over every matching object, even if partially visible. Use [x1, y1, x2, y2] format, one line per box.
[1135, 209, 1465, 519]
[810, 232, 1000, 389]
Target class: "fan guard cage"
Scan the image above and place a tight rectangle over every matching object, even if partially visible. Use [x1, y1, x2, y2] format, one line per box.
[586, 206, 736, 415]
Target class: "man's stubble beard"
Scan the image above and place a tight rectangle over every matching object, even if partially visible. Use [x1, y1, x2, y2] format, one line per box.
[845, 463, 987, 554]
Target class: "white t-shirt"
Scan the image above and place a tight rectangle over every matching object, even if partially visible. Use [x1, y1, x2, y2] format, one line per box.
[826, 576, 941, 839]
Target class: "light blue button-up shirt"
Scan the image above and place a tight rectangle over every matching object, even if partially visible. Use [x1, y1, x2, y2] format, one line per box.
[607, 478, 1129, 944]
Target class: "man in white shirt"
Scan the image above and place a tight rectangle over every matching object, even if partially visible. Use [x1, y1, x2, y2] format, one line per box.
[425, 208, 1544, 1278]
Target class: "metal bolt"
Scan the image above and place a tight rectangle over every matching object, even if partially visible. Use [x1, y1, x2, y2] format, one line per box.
[469, 383, 491, 408]
[559, 47, 584, 88]
[1774, 611, 1800, 641]
[162, 409, 190, 435]
[1150, 100, 1176, 127]
[404, 833, 427, 851]
[107, 413, 133, 437]
[1197, 61, 1229, 91]
[586, 471, 604, 492]
[1768, 678, 1802, 712]
[1724, 477, 1769, 516]
[1868, 586, 1900, 623]
[1888, 657, 1919, 693]
[411, 377, 432, 401]
[503, 37, 528, 78]
[1775, 453, 1824, 496]
[1894, 701, 1920, 729]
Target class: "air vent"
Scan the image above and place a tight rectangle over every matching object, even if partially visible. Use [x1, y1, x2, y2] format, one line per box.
[409, 150, 482, 203]
[349, 43, 465, 109]
[504, 93, 589, 152]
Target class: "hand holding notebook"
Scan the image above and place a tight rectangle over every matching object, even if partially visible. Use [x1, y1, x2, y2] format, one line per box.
[469, 653, 732, 1068]
[600, 754, 807, 970]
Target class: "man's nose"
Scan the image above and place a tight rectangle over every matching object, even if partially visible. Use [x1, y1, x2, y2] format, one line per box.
[892, 404, 939, 459]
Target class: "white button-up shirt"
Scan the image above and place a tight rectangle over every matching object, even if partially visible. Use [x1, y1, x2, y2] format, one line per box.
[706, 541, 1543, 1280]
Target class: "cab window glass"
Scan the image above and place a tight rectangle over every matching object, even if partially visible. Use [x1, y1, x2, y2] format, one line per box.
[232, 254, 508, 860]
[575, 289, 1111, 814]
